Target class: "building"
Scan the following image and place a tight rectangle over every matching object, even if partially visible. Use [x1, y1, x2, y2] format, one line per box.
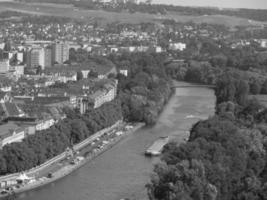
[260, 39, 267, 48]
[119, 69, 128, 77]
[27, 46, 52, 69]
[35, 118, 55, 131]
[10, 65, 25, 77]
[0, 59, 10, 73]
[27, 47, 45, 68]
[52, 41, 69, 64]
[169, 42, 187, 51]
[44, 47, 52, 68]
[0, 122, 26, 148]
[16, 52, 24, 63]
[0, 92, 11, 103]
[80, 79, 118, 113]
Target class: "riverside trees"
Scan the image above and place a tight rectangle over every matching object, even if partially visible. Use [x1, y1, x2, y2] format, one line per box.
[109, 52, 173, 125]
[147, 72, 267, 200]
[0, 100, 122, 175]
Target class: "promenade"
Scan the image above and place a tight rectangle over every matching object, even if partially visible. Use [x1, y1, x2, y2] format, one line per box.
[0, 120, 123, 184]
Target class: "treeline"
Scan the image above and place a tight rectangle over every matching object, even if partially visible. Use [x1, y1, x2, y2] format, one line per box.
[0, 100, 122, 175]
[147, 72, 267, 199]
[16, 0, 267, 21]
[0, 11, 28, 19]
[109, 52, 174, 125]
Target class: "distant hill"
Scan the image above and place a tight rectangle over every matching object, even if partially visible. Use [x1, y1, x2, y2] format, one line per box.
[0, 1, 266, 27]
[13, 0, 267, 22]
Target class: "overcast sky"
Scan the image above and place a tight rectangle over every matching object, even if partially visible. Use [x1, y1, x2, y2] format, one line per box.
[152, 0, 267, 9]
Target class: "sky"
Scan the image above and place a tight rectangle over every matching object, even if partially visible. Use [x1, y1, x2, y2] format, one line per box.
[152, 0, 267, 9]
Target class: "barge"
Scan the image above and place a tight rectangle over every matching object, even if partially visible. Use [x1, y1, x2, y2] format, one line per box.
[145, 136, 169, 156]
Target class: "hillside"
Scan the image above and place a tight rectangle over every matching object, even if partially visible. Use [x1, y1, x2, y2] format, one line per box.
[0, 1, 266, 27]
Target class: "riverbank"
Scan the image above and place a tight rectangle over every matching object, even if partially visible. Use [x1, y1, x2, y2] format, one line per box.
[15, 81, 215, 200]
[0, 122, 145, 198]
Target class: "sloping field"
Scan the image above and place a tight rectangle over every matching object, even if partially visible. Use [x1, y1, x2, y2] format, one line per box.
[0, 1, 266, 27]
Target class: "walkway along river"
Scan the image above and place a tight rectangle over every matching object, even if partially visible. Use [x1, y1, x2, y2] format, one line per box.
[18, 81, 216, 200]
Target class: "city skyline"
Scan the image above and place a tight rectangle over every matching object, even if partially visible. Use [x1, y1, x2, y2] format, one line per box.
[153, 0, 267, 9]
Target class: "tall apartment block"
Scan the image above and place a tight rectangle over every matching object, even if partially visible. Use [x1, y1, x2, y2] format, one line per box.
[26, 46, 52, 69]
[52, 41, 69, 65]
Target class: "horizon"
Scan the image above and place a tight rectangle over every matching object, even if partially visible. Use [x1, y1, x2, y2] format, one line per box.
[152, 0, 267, 10]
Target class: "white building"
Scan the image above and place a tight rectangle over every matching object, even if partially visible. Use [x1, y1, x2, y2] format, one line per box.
[169, 42, 187, 51]
[35, 118, 55, 131]
[80, 79, 118, 113]
[0, 123, 26, 148]
[10, 65, 25, 77]
[260, 39, 267, 48]
[119, 69, 128, 77]
[17, 52, 24, 63]
[0, 60, 10, 73]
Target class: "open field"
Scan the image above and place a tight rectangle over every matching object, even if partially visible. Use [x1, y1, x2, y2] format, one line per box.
[0, 1, 267, 27]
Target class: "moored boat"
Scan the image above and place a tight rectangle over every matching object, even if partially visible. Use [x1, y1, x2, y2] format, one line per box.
[145, 136, 169, 156]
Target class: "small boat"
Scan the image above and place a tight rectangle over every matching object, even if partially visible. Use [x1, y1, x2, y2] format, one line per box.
[145, 136, 169, 156]
[185, 115, 196, 119]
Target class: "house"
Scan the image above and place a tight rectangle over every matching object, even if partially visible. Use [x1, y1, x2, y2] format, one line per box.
[35, 117, 55, 131]
[0, 92, 11, 103]
[80, 79, 118, 113]
[169, 42, 186, 51]
[0, 59, 10, 73]
[0, 122, 26, 148]
[0, 84, 11, 92]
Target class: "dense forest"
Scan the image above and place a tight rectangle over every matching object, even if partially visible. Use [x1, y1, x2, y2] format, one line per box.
[0, 100, 122, 175]
[147, 70, 267, 199]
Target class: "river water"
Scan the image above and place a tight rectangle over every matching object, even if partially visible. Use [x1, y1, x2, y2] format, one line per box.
[17, 81, 215, 200]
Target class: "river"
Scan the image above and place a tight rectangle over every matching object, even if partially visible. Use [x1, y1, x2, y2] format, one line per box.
[17, 81, 215, 200]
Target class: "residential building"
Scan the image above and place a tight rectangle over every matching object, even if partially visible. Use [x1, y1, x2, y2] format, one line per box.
[0, 60, 10, 73]
[27, 47, 45, 68]
[52, 41, 69, 64]
[16, 52, 24, 63]
[0, 122, 26, 148]
[169, 42, 187, 51]
[80, 79, 118, 113]
[35, 118, 55, 131]
[0, 92, 11, 103]
[27, 46, 52, 69]
[119, 69, 128, 77]
[44, 47, 52, 68]
[9, 65, 25, 77]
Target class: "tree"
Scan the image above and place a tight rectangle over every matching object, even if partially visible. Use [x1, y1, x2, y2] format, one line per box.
[250, 81, 261, 95]
[261, 79, 267, 94]
[235, 80, 249, 106]
[87, 70, 98, 78]
[184, 67, 202, 83]
[70, 120, 88, 144]
[215, 74, 236, 104]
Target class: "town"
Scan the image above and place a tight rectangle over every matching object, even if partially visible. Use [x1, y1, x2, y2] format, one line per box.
[0, 0, 267, 199]
[0, 3, 267, 163]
